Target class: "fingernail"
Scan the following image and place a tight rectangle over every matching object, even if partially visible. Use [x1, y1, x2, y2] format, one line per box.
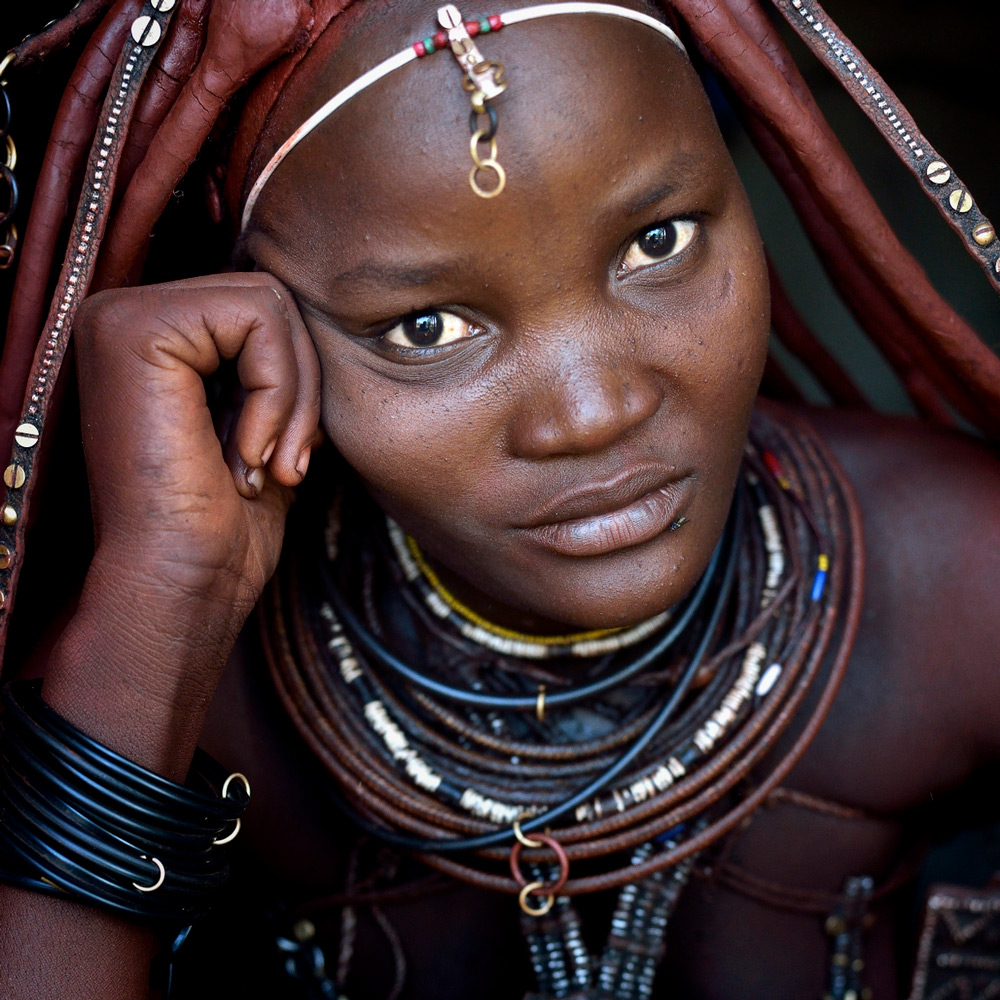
[296, 446, 311, 478]
[247, 467, 265, 494]
[261, 438, 277, 465]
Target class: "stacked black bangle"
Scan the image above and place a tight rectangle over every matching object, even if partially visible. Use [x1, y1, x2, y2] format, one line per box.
[0, 681, 250, 923]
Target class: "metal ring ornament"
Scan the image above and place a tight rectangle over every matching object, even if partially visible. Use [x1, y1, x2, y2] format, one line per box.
[518, 881, 555, 916]
[468, 102, 498, 142]
[0, 165, 17, 227]
[0, 52, 15, 82]
[469, 129, 498, 167]
[468, 128, 505, 198]
[469, 160, 505, 198]
[472, 59, 507, 91]
[0, 223, 17, 270]
[0, 84, 10, 140]
[512, 818, 543, 849]
[212, 817, 242, 846]
[4, 134, 15, 171]
[509, 832, 570, 895]
[221, 771, 251, 802]
[132, 856, 166, 893]
[211, 773, 250, 843]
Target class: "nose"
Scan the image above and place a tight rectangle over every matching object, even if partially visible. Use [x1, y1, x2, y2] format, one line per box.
[508, 334, 663, 459]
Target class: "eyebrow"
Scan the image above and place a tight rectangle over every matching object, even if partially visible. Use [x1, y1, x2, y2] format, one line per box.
[242, 227, 452, 295]
[622, 152, 706, 216]
[327, 261, 445, 289]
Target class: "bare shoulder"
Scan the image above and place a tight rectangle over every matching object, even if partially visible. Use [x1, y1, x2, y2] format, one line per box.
[793, 405, 1000, 782]
[798, 404, 1000, 511]
[797, 406, 1000, 607]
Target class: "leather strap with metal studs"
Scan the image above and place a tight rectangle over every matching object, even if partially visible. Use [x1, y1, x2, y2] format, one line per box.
[0, 1, 178, 664]
[770, 0, 999, 290]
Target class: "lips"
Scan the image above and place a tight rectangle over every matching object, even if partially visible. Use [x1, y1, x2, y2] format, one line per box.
[521, 468, 694, 558]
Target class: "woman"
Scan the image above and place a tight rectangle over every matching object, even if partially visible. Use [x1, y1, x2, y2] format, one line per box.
[0, 1, 999, 997]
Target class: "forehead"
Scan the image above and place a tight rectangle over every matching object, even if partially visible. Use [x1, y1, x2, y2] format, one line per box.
[249, 2, 728, 285]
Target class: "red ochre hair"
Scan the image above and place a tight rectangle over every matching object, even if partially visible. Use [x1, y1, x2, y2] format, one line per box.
[0, 0, 997, 657]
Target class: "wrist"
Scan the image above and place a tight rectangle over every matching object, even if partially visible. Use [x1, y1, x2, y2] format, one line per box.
[0, 681, 250, 925]
[40, 550, 250, 780]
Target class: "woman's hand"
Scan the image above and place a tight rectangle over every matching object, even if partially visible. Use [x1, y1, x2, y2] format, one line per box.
[42, 273, 321, 778]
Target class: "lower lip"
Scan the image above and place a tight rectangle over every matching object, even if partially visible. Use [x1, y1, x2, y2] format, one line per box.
[526, 479, 692, 557]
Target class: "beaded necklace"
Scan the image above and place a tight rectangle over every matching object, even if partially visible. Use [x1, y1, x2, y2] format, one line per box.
[261, 404, 863, 996]
[386, 520, 672, 661]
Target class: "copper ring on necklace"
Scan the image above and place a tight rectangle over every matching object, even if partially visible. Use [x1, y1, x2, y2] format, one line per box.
[509, 832, 569, 895]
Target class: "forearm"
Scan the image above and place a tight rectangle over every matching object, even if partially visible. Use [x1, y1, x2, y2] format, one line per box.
[0, 565, 247, 998]
[0, 272, 311, 999]
[0, 887, 157, 1000]
[41, 549, 247, 781]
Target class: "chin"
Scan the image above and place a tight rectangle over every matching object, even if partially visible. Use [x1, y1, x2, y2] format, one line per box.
[495, 531, 708, 632]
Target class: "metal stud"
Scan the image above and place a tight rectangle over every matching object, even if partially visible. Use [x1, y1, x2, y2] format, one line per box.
[1, 505, 15, 526]
[925, 160, 951, 185]
[0, 545, 10, 570]
[948, 188, 973, 213]
[131, 15, 162, 45]
[0, 590, 5, 610]
[972, 222, 996, 247]
[13, 422, 39, 449]
[3, 464, 25, 489]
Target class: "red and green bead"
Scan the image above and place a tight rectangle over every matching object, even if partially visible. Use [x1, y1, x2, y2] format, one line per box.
[413, 14, 504, 56]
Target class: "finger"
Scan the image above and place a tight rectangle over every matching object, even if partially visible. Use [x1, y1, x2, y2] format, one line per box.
[78, 275, 309, 493]
[148, 281, 302, 473]
[230, 295, 300, 476]
[173, 278, 312, 479]
[219, 388, 263, 500]
[265, 287, 322, 486]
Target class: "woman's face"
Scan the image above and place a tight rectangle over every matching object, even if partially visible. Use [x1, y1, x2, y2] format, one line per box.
[248, 3, 770, 631]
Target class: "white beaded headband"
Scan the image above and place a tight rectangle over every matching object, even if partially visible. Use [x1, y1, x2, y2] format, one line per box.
[241, 2, 686, 230]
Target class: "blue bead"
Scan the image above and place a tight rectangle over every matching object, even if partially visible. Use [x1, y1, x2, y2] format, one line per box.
[654, 822, 686, 845]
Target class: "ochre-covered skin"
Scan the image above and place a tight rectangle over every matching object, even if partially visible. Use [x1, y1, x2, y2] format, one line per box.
[1, 2, 1000, 998]
[247, 7, 769, 631]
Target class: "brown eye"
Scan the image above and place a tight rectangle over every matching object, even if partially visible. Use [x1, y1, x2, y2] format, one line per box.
[384, 310, 477, 348]
[403, 313, 442, 346]
[621, 219, 698, 273]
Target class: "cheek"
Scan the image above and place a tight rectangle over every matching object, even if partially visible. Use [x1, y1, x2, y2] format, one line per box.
[316, 352, 501, 518]
[662, 255, 769, 415]
[699, 221, 769, 394]
[709, 266, 770, 395]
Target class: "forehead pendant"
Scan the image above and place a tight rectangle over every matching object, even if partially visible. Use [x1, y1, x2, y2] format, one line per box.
[241, 5, 687, 231]
[431, 4, 509, 198]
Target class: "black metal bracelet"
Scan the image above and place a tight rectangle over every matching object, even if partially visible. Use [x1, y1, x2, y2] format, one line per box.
[0, 680, 250, 923]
